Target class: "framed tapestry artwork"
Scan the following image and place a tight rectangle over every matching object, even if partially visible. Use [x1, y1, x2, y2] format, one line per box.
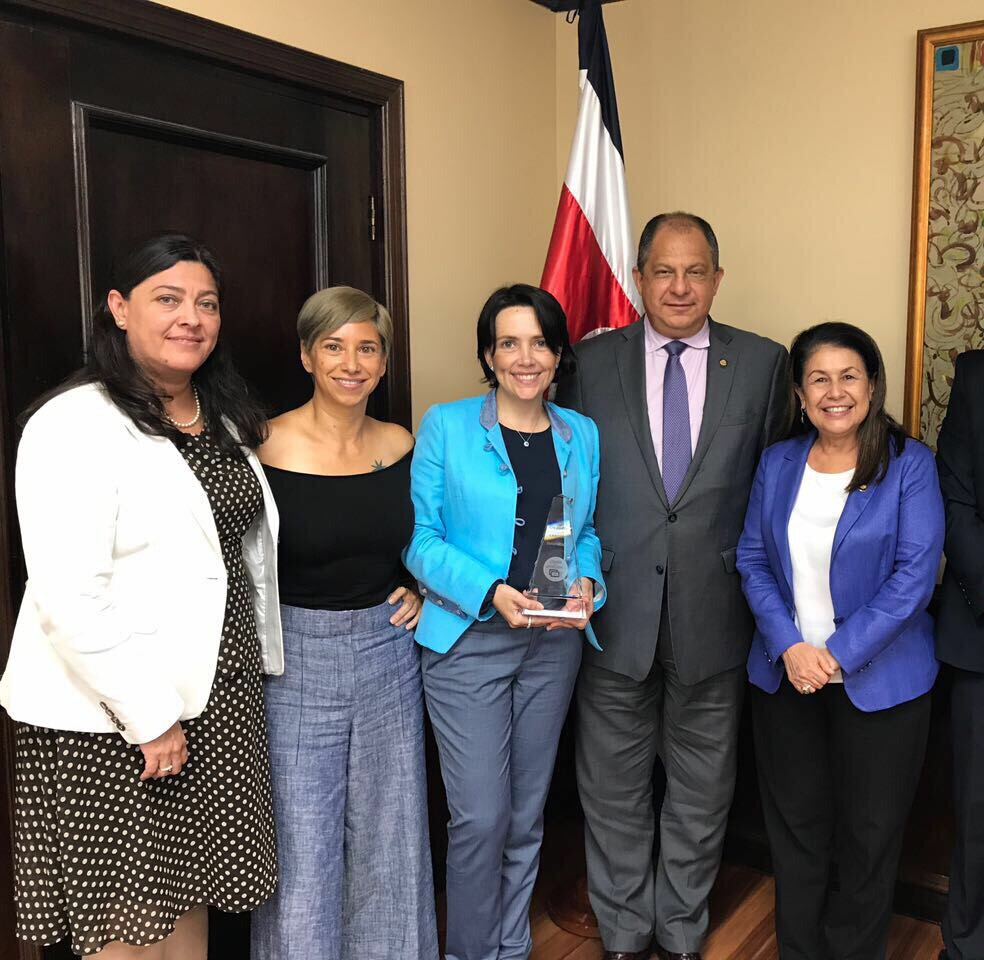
[905, 20, 984, 448]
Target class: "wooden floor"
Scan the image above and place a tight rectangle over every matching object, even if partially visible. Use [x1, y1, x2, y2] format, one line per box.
[526, 863, 944, 960]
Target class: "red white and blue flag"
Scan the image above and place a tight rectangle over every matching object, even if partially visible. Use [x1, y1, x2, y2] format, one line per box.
[541, 3, 642, 342]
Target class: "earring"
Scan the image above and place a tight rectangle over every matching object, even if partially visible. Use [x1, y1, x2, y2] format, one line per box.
[800, 407, 806, 425]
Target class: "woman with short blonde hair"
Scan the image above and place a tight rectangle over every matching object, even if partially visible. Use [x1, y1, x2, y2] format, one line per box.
[296, 285, 394, 357]
[251, 285, 437, 960]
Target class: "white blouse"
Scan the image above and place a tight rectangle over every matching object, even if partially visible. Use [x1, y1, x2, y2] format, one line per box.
[786, 463, 854, 683]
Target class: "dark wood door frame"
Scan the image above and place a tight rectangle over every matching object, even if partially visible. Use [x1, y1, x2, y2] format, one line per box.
[0, 0, 410, 422]
[0, 3, 409, 957]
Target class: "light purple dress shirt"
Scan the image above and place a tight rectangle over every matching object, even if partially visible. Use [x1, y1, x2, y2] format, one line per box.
[643, 317, 710, 472]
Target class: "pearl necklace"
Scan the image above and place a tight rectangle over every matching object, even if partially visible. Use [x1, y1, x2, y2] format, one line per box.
[165, 386, 201, 429]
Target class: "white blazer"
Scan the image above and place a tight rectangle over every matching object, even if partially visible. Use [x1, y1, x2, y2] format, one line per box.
[0, 383, 284, 745]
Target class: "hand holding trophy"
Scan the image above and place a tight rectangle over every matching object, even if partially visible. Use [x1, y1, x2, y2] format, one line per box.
[522, 495, 594, 630]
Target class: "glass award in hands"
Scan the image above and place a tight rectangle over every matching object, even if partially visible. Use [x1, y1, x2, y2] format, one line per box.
[522, 495, 587, 620]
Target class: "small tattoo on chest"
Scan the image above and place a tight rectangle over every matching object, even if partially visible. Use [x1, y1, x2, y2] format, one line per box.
[371, 459, 386, 471]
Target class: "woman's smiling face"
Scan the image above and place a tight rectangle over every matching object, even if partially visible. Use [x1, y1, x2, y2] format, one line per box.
[485, 306, 558, 402]
[301, 319, 387, 408]
[107, 260, 221, 385]
[796, 344, 874, 442]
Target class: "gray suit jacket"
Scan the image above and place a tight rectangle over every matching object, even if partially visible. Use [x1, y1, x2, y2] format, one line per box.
[555, 317, 788, 684]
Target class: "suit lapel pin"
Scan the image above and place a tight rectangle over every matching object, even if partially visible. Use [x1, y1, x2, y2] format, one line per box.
[719, 358, 728, 367]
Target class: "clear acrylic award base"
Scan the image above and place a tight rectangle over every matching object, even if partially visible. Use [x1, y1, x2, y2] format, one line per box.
[521, 494, 586, 620]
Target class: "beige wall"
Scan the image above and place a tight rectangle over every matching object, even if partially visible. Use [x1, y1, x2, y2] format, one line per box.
[556, 0, 984, 417]
[158, 1, 984, 422]
[157, 0, 560, 424]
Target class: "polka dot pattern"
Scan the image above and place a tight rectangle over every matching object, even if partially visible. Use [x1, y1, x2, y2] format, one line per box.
[12, 428, 277, 954]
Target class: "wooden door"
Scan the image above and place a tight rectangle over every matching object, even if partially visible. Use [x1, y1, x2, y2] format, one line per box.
[0, 2, 409, 957]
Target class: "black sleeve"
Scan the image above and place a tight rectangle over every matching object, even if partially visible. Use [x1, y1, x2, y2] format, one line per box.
[480, 579, 505, 615]
[938, 352, 984, 617]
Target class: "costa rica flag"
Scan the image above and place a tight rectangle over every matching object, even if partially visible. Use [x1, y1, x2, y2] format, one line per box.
[541, 2, 642, 341]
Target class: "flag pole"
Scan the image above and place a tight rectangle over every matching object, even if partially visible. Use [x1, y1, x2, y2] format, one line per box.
[537, 0, 641, 345]
[533, 0, 639, 939]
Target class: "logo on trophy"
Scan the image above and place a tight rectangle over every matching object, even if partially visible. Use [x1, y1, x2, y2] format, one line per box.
[522, 495, 587, 620]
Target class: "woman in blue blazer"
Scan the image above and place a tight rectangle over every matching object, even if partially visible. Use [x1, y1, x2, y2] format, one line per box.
[405, 284, 605, 960]
[737, 322, 943, 960]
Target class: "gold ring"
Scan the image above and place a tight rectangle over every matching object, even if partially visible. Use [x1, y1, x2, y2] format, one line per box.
[160, 765, 173, 773]
[527, 616, 533, 629]
[801, 684, 814, 695]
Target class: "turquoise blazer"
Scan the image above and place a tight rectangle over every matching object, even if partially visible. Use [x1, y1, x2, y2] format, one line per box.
[405, 391, 607, 654]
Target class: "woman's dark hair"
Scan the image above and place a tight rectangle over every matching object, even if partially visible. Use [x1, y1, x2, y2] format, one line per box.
[25, 233, 266, 454]
[476, 284, 576, 387]
[788, 321, 907, 491]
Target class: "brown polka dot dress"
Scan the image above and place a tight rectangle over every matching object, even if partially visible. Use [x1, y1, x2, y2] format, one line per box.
[11, 428, 277, 955]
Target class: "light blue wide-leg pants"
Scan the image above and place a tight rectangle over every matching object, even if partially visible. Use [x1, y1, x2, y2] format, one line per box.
[251, 602, 439, 960]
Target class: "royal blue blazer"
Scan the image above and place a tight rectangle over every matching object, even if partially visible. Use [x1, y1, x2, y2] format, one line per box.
[737, 432, 943, 712]
[404, 391, 607, 654]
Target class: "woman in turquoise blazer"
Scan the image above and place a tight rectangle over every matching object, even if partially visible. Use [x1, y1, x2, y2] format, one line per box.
[405, 284, 605, 960]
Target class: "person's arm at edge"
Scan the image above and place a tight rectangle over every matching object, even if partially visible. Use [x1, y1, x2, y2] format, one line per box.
[937, 352, 984, 617]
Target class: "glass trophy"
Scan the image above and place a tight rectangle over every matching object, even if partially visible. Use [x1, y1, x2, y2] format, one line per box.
[522, 495, 587, 620]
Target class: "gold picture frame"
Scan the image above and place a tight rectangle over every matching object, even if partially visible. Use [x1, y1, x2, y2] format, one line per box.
[905, 20, 984, 447]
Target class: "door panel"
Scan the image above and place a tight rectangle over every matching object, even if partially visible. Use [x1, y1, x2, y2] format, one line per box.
[0, 31, 391, 419]
[83, 109, 325, 415]
[0, 20, 83, 422]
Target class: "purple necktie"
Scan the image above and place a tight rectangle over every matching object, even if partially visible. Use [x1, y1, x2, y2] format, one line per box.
[662, 340, 691, 502]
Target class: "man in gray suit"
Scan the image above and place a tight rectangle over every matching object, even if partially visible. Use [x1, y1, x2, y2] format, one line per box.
[556, 212, 788, 960]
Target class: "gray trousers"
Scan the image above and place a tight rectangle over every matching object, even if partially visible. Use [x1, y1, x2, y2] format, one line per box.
[576, 611, 743, 954]
[421, 617, 582, 960]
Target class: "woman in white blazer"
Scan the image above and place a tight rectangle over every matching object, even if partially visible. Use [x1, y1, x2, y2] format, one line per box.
[0, 234, 283, 959]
